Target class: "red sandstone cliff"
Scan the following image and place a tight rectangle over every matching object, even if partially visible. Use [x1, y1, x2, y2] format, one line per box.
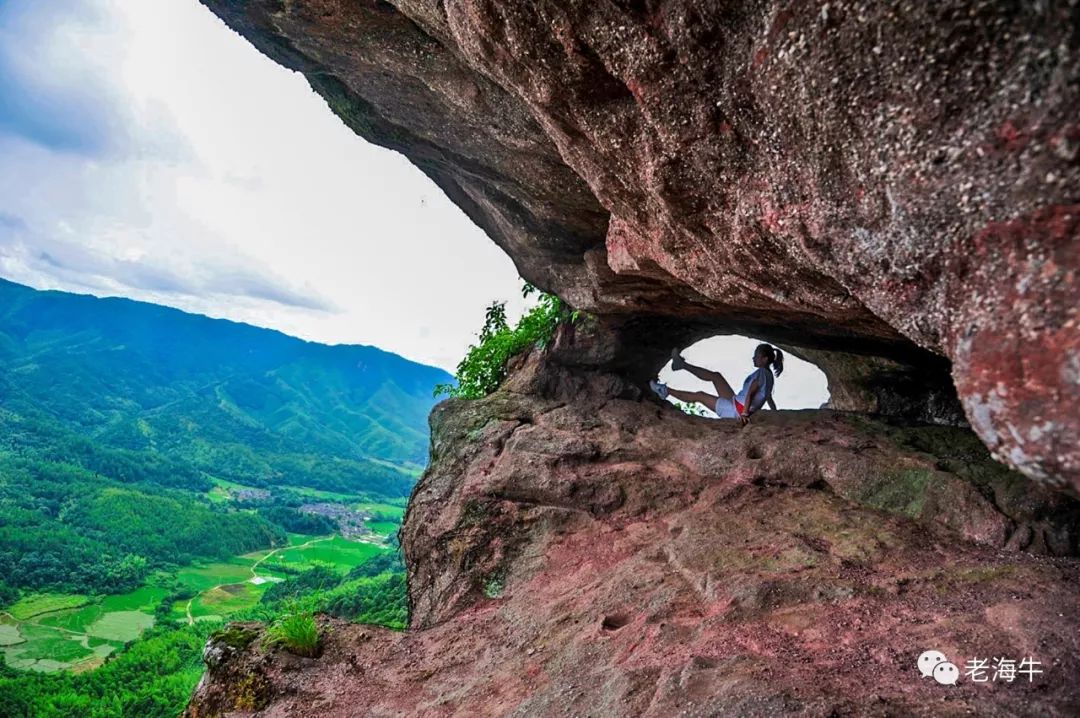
[185, 336, 1080, 717]
[184, 2, 1080, 714]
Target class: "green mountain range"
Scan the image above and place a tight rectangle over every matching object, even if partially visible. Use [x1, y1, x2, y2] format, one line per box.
[0, 278, 449, 492]
[0, 277, 450, 596]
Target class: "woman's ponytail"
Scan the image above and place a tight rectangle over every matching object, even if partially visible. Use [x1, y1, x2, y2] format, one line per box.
[755, 342, 784, 377]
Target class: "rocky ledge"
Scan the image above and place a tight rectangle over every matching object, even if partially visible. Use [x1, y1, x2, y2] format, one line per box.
[186, 348, 1080, 717]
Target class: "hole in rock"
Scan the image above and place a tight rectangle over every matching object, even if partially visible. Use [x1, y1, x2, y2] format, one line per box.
[659, 335, 829, 418]
[600, 613, 631, 631]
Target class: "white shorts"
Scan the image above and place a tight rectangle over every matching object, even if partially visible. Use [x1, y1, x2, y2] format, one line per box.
[714, 396, 745, 419]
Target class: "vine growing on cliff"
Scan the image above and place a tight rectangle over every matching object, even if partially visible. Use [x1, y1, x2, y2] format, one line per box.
[435, 283, 579, 400]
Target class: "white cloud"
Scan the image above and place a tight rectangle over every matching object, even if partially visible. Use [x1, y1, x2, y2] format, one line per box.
[0, 0, 526, 371]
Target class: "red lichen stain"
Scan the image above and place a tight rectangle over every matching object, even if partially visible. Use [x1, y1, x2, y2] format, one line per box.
[948, 204, 1079, 484]
[718, 121, 733, 137]
[761, 207, 783, 233]
[968, 204, 1078, 258]
[767, 7, 796, 42]
[855, 187, 866, 200]
[995, 120, 1029, 152]
[752, 47, 769, 68]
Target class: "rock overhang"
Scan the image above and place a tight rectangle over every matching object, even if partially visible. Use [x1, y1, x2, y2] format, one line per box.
[201, 0, 1079, 493]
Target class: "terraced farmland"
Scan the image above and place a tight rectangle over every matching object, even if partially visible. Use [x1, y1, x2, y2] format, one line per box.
[2, 534, 389, 672]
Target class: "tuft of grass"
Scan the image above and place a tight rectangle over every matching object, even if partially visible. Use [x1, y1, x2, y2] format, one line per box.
[265, 612, 320, 657]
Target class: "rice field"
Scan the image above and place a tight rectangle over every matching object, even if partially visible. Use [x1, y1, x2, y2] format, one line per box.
[0, 587, 153, 672]
[263, 535, 383, 574]
[2, 532, 389, 673]
[367, 521, 399, 536]
[354, 500, 408, 521]
[7, 593, 90, 620]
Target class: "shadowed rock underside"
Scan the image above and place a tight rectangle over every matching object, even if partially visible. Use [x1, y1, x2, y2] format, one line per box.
[199, 0, 1079, 492]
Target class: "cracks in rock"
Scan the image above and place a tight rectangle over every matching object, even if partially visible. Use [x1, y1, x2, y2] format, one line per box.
[749, 474, 832, 493]
[661, 544, 712, 604]
[486, 490, 597, 518]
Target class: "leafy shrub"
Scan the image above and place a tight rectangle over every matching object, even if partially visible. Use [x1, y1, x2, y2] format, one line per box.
[483, 572, 505, 599]
[265, 612, 320, 658]
[671, 399, 711, 417]
[435, 284, 577, 400]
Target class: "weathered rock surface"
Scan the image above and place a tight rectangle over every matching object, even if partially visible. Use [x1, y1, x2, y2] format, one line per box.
[201, 0, 1078, 491]
[186, 347, 1080, 717]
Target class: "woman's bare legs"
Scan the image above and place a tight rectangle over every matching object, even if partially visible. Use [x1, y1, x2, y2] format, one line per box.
[674, 356, 735, 400]
[666, 387, 718, 412]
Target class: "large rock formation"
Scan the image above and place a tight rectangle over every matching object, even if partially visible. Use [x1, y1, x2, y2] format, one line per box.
[186, 335, 1080, 716]
[183, 4, 1080, 712]
[200, 0, 1078, 492]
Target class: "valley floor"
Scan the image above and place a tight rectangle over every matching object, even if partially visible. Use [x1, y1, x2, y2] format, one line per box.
[1, 530, 389, 673]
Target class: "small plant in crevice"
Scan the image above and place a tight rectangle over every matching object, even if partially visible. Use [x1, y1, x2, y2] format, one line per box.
[264, 609, 320, 658]
[434, 283, 581, 400]
[482, 572, 506, 599]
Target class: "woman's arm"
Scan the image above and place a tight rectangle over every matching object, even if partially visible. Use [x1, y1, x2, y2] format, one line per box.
[740, 378, 759, 424]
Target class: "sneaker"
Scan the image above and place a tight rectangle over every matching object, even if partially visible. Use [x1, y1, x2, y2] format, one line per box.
[649, 380, 669, 399]
[670, 349, 687, 371]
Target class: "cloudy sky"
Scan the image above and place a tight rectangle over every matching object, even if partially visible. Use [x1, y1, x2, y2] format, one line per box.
[0, 0, 530, 371]
[0, 0, 826, 408]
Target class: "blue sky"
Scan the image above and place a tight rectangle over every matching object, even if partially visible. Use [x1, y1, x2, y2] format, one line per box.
[0, 0, 827, 407]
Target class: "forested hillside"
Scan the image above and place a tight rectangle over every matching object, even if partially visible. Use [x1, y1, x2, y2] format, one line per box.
[0, 278, 449, 597]
[0, 278, 447, 482]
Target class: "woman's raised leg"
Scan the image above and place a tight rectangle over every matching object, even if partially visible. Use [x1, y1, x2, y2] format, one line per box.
[677, 359, 735, 400]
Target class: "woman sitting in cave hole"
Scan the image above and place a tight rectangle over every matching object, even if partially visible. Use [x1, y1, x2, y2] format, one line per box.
[650, 343, 783, 424]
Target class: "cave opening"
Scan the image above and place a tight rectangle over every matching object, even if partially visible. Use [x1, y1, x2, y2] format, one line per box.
[656, 334, 829, 416]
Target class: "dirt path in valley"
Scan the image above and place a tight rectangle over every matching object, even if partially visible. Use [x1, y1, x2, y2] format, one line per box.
[185, 536, 334, 626]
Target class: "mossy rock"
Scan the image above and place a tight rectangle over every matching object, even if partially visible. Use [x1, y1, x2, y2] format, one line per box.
[210, 623, 260, 651]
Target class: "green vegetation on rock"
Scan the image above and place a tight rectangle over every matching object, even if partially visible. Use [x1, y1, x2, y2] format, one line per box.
[435, 284, 577, 399]
[265, 612, 320, 657]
